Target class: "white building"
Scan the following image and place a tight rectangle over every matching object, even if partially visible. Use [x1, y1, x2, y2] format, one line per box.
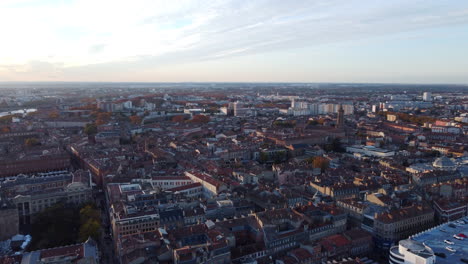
[151, 176, 193, 190]
[423, 92, 432, 102]
[389, 239, 435, 264]
[346, 145, 395, 158]
[123, 100, 133, 109]
[184, 171, 227, 198]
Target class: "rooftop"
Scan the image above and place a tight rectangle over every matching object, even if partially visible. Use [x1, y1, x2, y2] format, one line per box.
[411, 218, 468, 264]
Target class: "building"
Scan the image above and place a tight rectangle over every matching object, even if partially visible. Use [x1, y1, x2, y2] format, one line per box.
[95, 131, 120, 146]
[310, 183, 360, 200]
[97, 100, 116, 112]
[0, 151, 71, 178]
[1, 170, 93, 225]
[336, 105, 344, 129]
[346, 145, 395, 158]
[0, 237, 99, 264]
[423, 92, 432, 102]
[373, 205, 434, 250]
[433, 199, 468, 222]
[389, 239, 435, 264]
[184, 171, 227, 198]
[167, 182, 203, 198]
[387, 114, 397, 122]
[151, 176, 193, 190]
[233, 102, 256, 117]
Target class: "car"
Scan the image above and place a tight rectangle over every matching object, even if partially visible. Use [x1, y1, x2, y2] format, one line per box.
[453, 234, 464, 240]
[446, 246, 456, 252]
[444, 239, 454, 245]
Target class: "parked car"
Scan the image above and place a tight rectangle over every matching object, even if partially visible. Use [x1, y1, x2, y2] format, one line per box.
[445, 246, 456, 252]
[444, 239, 454, 245]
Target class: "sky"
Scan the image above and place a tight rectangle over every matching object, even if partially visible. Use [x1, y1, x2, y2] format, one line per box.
[0, 0, 468, 83]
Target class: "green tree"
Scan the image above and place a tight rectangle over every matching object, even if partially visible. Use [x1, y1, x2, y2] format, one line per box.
[78, 219, 100, 242]
[325, 138, 344, 152]
[259, 152, 269, 163]
[84, 123, 98, 135]
[80, 204, 100, 223]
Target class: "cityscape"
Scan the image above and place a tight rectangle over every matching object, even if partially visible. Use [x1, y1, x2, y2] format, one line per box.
[0, 83, 466, 264]
[0, 1, 468, 264]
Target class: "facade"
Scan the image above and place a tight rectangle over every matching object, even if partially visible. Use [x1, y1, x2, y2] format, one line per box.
[433, 199, 468, 222]
[1, 170, 92, 225]
[373, 205, 434, 250]
[0, 152, 70, 178]
[184, 171, 227, 198]
[151, 176, 193, 190]
[310, 183, 360, 200]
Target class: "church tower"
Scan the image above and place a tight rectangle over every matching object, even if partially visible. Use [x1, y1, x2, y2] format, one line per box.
[337, 104, 344, 128]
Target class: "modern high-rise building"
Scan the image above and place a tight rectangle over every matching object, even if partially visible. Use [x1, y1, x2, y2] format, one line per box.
[423, 92, 432, 102]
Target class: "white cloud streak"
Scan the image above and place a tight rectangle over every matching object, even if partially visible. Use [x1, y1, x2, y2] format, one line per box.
[0, 0, 467, 81]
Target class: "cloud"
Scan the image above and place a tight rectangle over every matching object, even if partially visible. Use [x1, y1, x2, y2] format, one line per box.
[88, 44, 107, 54]
[0, 0, 467, 81]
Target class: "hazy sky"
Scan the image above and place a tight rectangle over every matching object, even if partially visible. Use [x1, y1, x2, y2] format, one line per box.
[1, 0, 468, 83]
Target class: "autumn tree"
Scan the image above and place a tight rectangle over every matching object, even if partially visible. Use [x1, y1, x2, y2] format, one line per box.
[25, 138, 40, 147]
[129, 115, 142, 125]
[312, 156, 329, 171]
[172, 115, 186, 123]
[191, 114, 210, 123]
[1, 126, 11, 133]
[48, 111, 60, 119]
[95, 112, 111, 125]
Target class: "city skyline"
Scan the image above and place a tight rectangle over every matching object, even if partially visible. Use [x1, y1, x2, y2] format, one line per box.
[1, 0, 468, 83]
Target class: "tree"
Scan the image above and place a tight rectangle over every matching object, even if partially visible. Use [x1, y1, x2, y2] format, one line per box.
[172, 115, 186, 123]
[1, 126, 11, 133]
[78, 204, 101, 242]
[48, 111, 60, 119]
[312, 156, 329, 171]
[84, 123, 98, 136]
[95, 112, 111, 125]
[25, 138, 40, 147]
[307, 120, 319, 126]
[29, 203, 81, 250]
[191, 114, 210, 123]
[325, 138, 345, 152]
[29, 203, 102, 250]
[129, 115, 142, 125]
[0, 115, 13, 124]
[259, 152, 269, 163]
[80, 204, 100, 223]
[78, 220, 100, 242]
